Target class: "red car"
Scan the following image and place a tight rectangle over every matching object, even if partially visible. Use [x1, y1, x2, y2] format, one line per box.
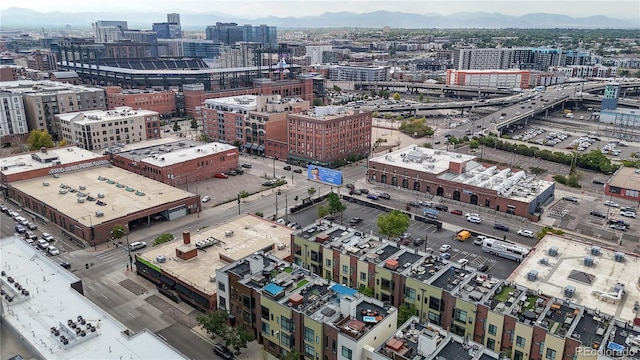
[214, 173, 229, 179]
[450, 209, 463, 215]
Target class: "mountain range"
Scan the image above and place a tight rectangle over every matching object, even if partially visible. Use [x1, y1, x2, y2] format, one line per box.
[1, 7, 637, 29]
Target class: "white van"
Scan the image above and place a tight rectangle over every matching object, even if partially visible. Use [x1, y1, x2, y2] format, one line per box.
[129, 241, 147, 251]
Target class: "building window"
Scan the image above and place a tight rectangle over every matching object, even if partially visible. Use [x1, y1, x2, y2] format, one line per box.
[488, 324, 497, 336]
[342, 265, 348, 274]
[404, 287, 416, 301]
[281, 316, 293, 333]
[429, 296, 441, 311]
[486, 338, 495, 350]
[428, 312, 440, 325]
[413, 181, 420, 191]
[341, 346, 353, 360]
[516, 335, 526, 348]
[454, 309, 467, 323]
[402, 178, 409, 188]
[360, 272, 366, 281]
[545, 348, 556, 360]
[391, 177, 397, 186]
[261, 322, 270, 336]
[218, 282, 225, 292]
[281, 332, 291, 348]
[298, 342, 313, 358]
[261, 306, 270, 320]
[304, 327, 314, 342]
[326, 259, 331, 267]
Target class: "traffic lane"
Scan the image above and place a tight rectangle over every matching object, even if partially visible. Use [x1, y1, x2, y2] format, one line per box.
[157, 323, 215, 360]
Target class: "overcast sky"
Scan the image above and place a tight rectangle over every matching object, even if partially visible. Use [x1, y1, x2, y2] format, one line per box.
[4, 0, 639, 20]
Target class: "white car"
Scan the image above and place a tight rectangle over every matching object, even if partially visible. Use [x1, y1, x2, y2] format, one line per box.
[620, 211, 636, 218]
[473, 236, 485, 245]
[47, 246, 60, 256]
[439, 244, 451, 252]
[467, 216, 481, 224]
[604, 200, 619, 208]
[517, 229, 535, 238]
[202, 195, 211, 203]
[464, 213, 479, 219]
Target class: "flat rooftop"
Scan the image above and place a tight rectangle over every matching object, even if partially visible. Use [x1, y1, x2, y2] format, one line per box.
[508, 235, 640, 322]
[0, 236, 186, 360]
[370, 145, 554, 203]
[608, 167, 640, 191]
[123, 142, 236, 167]
[57, 107, 158, 125]
[204, 95, 258, 110]
[0, 146, 105, 175]
[138, 215, 292, 296]
[10, 165, 193, 227]
[0, 80, 104, 94]
[431, 265, 472, 291]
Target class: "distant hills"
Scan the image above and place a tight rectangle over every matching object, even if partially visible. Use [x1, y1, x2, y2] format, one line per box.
[0, 7, 637, 29]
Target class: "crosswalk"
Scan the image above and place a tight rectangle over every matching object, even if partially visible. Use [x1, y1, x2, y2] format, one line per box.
[94, 248, 128, 266]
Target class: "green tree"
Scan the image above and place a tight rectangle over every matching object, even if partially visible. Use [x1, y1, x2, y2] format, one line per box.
[233, 140, 242, 148]
[58, 138, 68, 147]
[197, 309, 228, 338]
[392, 92, 401, 101]
[333, 85, 342, 92]
[172, 120, 181, 132]
[327, 192, 347, 222]
[377, 210, 410, 239]
[418, 93, 424, 102]
[307, 187, 316, 198]
[190, 118, 199, 129]
[111, 224, 126, 241]
[27, 130, 54, 150]
[282, 351, 302, 360]
[238, 190, 250, 199]
[469, 140, 480, 150]
[313, 99, 323, 106]
[358, 285, 374, 297]
[255, 211, 263, 217]
[618, 69, 630, 77]
[371, 89, 377, 98]
[153, 233, 174, 247]
[397, 303, 417, 327]
[318, 205, 330, 219]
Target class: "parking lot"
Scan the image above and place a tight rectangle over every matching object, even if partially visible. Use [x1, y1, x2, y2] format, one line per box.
[285, 200, 521, 279]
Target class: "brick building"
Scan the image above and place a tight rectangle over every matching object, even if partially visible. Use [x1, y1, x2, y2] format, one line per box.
[111, 141, 239, 186]
[286, 107, 372, 167]
[200, 94, 310, 156]
[367, 146, 555, 221]
[105, 86, 177, 118]
[184, 74, 315, 118]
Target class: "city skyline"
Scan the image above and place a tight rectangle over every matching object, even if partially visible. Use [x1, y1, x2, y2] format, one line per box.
[2, 0, 639, 21]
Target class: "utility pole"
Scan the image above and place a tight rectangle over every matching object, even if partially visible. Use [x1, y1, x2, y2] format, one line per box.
[237, 193, 241, 215]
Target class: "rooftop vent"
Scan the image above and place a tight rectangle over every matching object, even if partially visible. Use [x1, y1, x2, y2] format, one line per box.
[42, 181, 49, 186]
[79, 185, 86, 190]
[95, 211, 104, 217]
[77, 198, 85, 203]
[97, 193, 105, 198]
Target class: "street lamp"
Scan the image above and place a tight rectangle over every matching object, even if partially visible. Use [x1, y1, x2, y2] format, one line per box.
[114, 225, 133, 270]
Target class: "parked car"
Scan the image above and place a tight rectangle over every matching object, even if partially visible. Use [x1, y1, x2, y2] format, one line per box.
[14, 224, 26, 233]
[590, 210, 607, 218]
[129, 241, 147, 251]
[227, 170, 238, 176]
[24, 231, 37, 241]
[283, 165, 292, 171]
[413, 238, 425, 246]
[517, 229, 535, 238]
[213, 344, 234, 360]
[241, 163, 252, 168]
[60, 261, 71, 269]
[378, 193, 391, 200]
[441, 252, 451, 260]
[592, 179, 605, 185]
[473, 236, 485, 245]
[620, 211, 636, 218]
[0, 205, 7, 212]
[42, 233, 54, 242]
[349, 189, 362, 195]
[494, 223, 510, 231]
[366, 194, 378, 200]
[202, 195, 211, 203]
[47, 246, 60, 256]
[293, 168, 303, 174]
[214, 173, 229, 179]
[466, 216, 481, 224]
[477, 264, 489, 272]
[262, 180, 276, 186]
[27, 222, 37, 230]
[397, 238, 410, 246]
[620, 206, 636, 213]
[407, 201, 419, 207]
[359, 188, 369, 194]
[604, 200, 619, 208]
[345, 183, 355, 190]
[401, 232, 412, 239]
[349, 217, 363, 226]
[37, 239, 49, 250]
[610, 224, 627, 231]
[439, 244, 451, 252]
[434, 204, 448, 212]
[450, 209, 463, 215]
[608, 219, 630, 228]
[562, 196, 580, 203]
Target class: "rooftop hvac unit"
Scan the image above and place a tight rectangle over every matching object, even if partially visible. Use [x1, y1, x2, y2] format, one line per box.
[548, 246, 559, 257]
[564, 285, 576, 298]
[156, 255, 166, 263]
[79, 185, 86, 190]
[614, 252, 625, 262]
[527, 270, 538, 281]
[77, 198, 85, 203]
[584, 256, 594, 267]
[95, 211, 104, 217]
[42, 181, 49, 186]
[59, 189, 68, 194]
[591, 246, 601, 256]
[539, 258, 549, 265]
[97, 193, 105, 198]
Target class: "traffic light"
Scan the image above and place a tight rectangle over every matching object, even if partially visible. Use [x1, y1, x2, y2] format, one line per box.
[237, 193, 241, 204]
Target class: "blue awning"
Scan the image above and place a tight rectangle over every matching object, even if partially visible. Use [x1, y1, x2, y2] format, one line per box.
[256, 145, 264, 151]
[250, 144, 259, 150]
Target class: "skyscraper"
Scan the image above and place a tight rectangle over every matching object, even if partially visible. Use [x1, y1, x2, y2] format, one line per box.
[167, 13, 180, 25]
[601, 82, 620, 110]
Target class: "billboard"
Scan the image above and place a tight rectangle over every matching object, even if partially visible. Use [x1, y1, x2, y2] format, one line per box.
[307, 165, 343, 186]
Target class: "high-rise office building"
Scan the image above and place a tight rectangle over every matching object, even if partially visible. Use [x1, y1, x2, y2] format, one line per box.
[153, 13, 182, 39]
[206, 23, 277, 48]
[167, 13, 180, 25]
[93, 20, 128, 43]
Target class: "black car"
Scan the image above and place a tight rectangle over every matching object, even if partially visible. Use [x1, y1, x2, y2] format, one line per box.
[227, 170, 238, 176]
[349, 217, 363, 226]
[60, 261, 71, 269]
[590, 210, 607, 218]
[477, 264, 489, 272]
[213, 344, 233, 360]
[359, 188, 369, 194]
[494, 223, 509, 231]
[262, 180, 275, 186]
[241, 163, 252, 168]
[413, 238, 425, 246]
[407, 201, 419, 207]
[592, 179, 604, 185]
[608, 219, 630, 228]
[378, 193, 391, 200]
[346, 183, 355, 190]
[283, 165, 292, 171]
[293, 168, 303, 174]
[562, 196, 580, 203]
[434, 204, 448, 212]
